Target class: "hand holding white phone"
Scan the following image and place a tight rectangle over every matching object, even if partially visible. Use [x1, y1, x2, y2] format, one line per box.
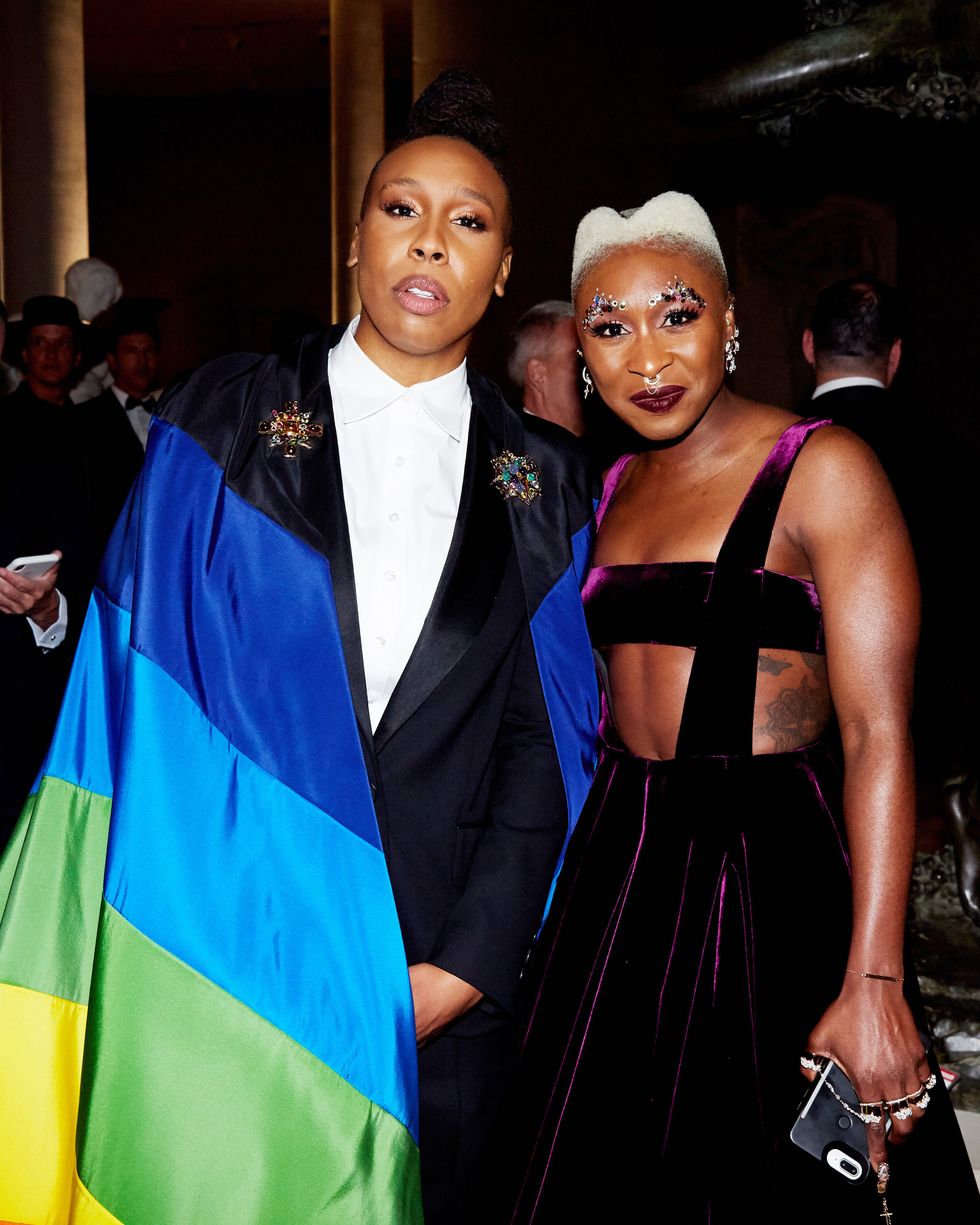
[5, 552, 61, 580]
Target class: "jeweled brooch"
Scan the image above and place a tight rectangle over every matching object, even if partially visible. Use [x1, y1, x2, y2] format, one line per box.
[258, 400, 324, 458]
[491, 450, 541, 504]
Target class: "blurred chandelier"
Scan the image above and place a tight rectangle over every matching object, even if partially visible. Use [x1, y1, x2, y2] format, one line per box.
[682, 0, 980, 135]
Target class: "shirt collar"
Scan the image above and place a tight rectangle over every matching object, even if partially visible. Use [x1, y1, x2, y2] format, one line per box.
[111, 383, 153, 409]
[329, 317, 469, 440]
[811, 376, 886, 399]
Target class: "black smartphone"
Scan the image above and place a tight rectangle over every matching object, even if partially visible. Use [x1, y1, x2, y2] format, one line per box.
[790, 1057, 872, 1184]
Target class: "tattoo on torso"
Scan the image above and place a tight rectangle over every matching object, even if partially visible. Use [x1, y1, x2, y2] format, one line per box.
[755, 651, 830, 752]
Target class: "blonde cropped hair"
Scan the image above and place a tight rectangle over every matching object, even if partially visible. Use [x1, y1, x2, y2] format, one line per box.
[571, 191, 727, 298]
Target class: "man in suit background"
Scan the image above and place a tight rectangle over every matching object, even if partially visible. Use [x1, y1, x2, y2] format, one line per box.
[80, 300, 161, 553]
[802, 275, 902, 467]
[0, 296, 94, 847]
[507, 300, 586, 437]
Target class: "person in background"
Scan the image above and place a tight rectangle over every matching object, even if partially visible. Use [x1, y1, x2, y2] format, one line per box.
[5, 294, 82, 414]
[80, 300, 162, 553]
[0, 295, 94, 847]
[802, 275, 904, 489]
[507, 300, 586, 437]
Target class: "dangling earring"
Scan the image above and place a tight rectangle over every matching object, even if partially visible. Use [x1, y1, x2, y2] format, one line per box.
[577, 349, 594, 399]
[725, 325, 740, 375]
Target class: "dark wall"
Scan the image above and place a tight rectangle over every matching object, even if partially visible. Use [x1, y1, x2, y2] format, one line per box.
[82, 5, 980, 775]
[85, 5, 980, 471]
[87, 88, 331, 380]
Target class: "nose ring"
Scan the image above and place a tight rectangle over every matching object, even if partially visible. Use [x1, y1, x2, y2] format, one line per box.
[643, 373, 662, 392]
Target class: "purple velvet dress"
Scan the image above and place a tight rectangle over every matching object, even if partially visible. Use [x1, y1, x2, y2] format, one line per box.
[495, 419, 979, 1223]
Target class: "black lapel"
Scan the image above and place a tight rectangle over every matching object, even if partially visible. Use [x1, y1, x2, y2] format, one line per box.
[226, 326, 373, 746]
[372, 376, 513, 751]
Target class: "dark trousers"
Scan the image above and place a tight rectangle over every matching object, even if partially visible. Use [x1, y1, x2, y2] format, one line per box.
[418, 1024, 518, 1225]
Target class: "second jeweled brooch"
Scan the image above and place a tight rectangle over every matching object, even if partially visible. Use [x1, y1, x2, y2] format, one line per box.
[491, 450, 542, 505]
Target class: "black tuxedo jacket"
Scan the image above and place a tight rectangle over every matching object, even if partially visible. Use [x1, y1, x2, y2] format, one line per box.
[158, 325, 598, 1030]
[78, 387, 148, 557]
[810, 384, 890, 456]
[0, 384, 96, 843]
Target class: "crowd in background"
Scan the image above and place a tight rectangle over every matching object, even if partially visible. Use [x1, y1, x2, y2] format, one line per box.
[0, 261, 163, 846]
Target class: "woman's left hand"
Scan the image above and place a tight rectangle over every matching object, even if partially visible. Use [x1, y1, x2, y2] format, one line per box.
[803, 977, 932, 1174]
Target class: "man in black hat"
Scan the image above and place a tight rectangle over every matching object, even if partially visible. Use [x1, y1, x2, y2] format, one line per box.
[80, 300, 162, 551]
[0, 295, 95, 848]
[8, 294, 84, 408]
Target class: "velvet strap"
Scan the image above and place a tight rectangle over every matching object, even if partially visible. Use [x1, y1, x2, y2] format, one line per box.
[674, 418, 830, 758]
[594, 453, 635, 529]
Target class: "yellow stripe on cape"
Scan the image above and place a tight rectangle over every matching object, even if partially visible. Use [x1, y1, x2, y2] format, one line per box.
[0, 983, 87, 1225]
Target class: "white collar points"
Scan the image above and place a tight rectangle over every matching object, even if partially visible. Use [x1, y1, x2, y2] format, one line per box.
[330, 318, 469, 440]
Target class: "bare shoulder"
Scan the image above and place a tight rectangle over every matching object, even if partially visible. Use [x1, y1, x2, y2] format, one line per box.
[789, 422, 890, 497]
[782, 422, 902, 547]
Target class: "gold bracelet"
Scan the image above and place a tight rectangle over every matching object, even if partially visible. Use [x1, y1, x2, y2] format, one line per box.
[845, 968, 903, 983]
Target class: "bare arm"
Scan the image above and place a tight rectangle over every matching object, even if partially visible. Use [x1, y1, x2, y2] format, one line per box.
[789, 428, 929, 1167]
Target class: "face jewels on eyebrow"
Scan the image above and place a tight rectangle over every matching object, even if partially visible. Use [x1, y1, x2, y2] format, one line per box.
[581, 278, 707, 329]
[647, 278, 707, 310]
[581, 290, 629, 330]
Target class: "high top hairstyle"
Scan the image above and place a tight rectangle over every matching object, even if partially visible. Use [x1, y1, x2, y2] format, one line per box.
[571, 191, 727, 299]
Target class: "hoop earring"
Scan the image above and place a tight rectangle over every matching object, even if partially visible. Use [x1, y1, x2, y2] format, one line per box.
[725, 326, 740, 375]
[582, 367, 594, 399]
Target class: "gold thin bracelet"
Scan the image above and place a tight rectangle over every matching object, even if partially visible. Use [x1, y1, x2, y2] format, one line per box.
[845, 968, 903, 983]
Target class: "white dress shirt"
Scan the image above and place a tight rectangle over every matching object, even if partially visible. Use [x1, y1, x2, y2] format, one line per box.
[329, 319, 470, 731]
[111, 383, 153, 449]
[811, 376, 885, 399]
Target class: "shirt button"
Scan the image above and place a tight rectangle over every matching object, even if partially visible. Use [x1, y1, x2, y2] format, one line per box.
[376, 635, 386, 647]
[394, 456, 405, 468]
[384, 570, 396, 582]
[388, 512, 400, 523]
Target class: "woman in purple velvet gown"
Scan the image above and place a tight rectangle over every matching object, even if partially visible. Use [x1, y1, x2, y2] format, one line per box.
[495, 194, 980, 1222]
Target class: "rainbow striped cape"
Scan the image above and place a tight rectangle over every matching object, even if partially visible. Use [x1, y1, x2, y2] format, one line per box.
[0, 334, 599, 1224]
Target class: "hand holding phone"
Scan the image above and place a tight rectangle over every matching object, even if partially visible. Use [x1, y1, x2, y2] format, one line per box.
[5, 552, 61, 580]
[0, 552, 62, 626]
[790, 1057, 874, 1184]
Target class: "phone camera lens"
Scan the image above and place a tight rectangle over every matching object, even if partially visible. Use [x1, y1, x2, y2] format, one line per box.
[841, 1160, 858, 1176]
[837, 1115, 851, 1129]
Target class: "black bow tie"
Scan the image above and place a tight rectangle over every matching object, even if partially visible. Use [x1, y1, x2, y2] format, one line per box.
[124, 395, 154, 412]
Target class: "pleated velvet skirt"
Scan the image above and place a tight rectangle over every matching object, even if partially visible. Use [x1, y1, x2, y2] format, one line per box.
[492, 739, 979, 1224]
